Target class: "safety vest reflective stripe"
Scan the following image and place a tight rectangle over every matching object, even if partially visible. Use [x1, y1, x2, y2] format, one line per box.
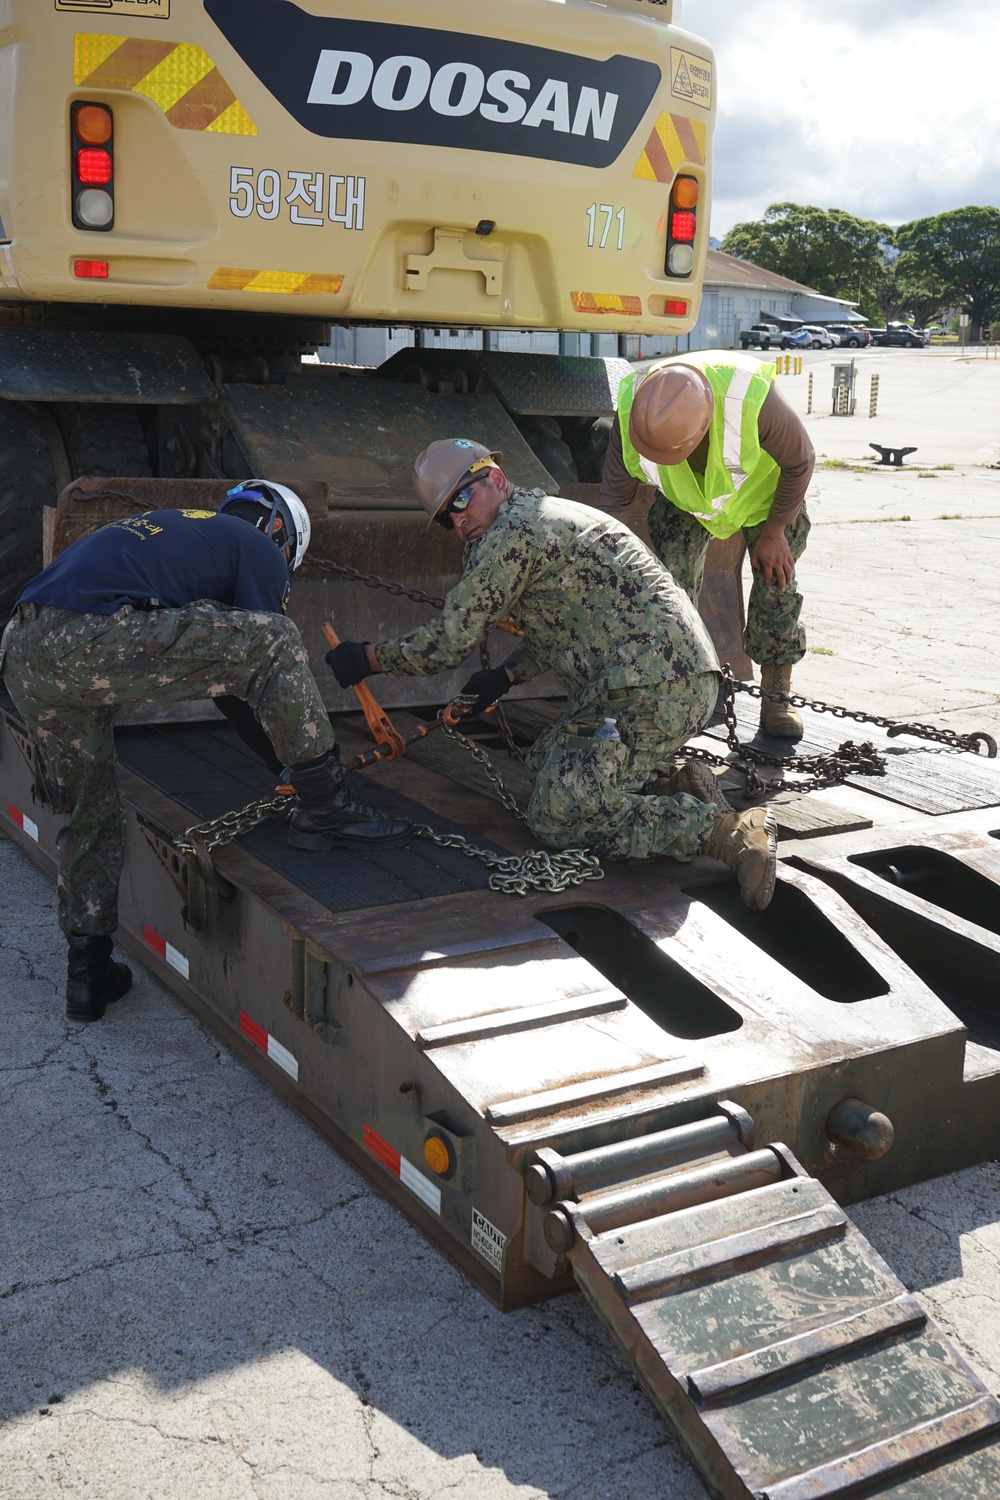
[722, 365, 753, 487]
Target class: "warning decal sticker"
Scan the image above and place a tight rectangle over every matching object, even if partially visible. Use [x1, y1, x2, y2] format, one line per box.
[669, 48, 713, 109]
[471, 1207, 506, 1274]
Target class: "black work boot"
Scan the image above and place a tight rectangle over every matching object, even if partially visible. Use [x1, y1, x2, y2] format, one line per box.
[66, 934, 133, 1023]
[287, 749, 411, 851]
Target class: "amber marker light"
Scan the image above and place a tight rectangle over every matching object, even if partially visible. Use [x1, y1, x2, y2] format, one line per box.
[423, 1133, 454, 1176]
[672, 177, 699, 210]
[75, 105, 113, 145]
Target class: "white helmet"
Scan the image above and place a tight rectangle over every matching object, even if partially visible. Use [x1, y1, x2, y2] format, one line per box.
[219, 479, 312, 571]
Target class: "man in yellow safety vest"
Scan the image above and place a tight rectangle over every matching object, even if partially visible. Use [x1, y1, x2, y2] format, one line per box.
[600, 351, 815, 737]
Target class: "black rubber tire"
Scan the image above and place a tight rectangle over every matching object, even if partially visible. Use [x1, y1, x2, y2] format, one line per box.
[564, 415, 612, 484]
[55, 403, 152, 478]
[0, 401, 59, 619]
[516, 415, 578, 488]
[761, 339, 770, 350]
[847, 338, 861, 348]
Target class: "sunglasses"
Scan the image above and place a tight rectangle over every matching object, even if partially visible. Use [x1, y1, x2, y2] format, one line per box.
[435, 479, 479, 529]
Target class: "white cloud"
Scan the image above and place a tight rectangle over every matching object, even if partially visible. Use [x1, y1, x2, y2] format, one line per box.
[678, 0, 1000, 238]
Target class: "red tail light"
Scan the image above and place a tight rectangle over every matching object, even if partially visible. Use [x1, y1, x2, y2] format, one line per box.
[76, 149, 112, 186]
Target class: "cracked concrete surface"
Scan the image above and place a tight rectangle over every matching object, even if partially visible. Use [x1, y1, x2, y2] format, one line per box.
[3, 349, 1000, 1497]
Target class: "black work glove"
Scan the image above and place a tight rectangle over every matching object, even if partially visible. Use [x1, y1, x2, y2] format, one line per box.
[326, 640, 372, 688]
[460, 666, 512, 716]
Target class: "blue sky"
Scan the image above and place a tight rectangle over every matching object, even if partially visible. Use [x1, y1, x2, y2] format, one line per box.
[678, 0, 1000, 240]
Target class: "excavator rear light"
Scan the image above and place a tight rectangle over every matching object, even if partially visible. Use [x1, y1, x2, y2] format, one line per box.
[74, 260, 109, 279]
[76, 149, 112, 186]
[662, 299, 689, 315]
[71, 101, 114, 232]
[669, 211, 696, 242]
[665, 173, 699, 279]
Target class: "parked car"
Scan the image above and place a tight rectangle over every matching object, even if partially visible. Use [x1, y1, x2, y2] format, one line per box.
[871, 326, 926, 348]
[783, 327, 812, 350]
[800, 325, 836, 349]
[740, 323, 784, 350]
[826, 324, 870, 349]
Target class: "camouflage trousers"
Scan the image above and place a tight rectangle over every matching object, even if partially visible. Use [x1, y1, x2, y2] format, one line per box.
[1, 602, 334, 937]
[649, 499, 811, 666]
[524, 670, 719, 861]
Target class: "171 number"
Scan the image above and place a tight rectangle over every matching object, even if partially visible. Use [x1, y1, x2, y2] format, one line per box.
[586, 203, 625, 250]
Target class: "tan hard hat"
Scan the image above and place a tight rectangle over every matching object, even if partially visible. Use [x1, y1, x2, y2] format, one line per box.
[628, 364, 714, 466]
[413, 439, 502, 526]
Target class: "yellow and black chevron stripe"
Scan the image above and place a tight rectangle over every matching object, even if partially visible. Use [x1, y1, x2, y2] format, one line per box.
[633, 113, 707, 184]
[208, 269, 345, 296]
[74, 33, 257, 135]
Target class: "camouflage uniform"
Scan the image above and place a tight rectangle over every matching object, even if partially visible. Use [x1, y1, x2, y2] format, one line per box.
[649, 499, 812, 666]
[376, 490, 721, 861]
[0, 601, 334, 936]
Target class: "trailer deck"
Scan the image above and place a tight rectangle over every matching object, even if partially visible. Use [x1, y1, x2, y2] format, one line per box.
[5, 684, 1000, 1497]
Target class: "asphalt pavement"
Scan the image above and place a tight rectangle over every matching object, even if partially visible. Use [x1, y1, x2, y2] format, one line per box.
[2, 347, 1000, 1499]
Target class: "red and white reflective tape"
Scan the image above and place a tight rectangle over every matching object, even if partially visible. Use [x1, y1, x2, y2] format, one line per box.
[363, 1123, 441, 1216]
[7, 802, 38, 842]
[239, 1009, 299, 1082]
[143, 923, 190, 980]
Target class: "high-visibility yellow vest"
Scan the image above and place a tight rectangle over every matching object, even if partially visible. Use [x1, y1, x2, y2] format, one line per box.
[617, 352, 779, 539]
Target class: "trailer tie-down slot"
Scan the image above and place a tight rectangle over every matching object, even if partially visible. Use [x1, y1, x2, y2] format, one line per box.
[690, 880, 890, 1003]
[538, 905, 743, 1038]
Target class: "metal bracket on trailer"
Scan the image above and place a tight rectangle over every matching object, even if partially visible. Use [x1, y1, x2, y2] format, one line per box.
[136, 813, 234, 935]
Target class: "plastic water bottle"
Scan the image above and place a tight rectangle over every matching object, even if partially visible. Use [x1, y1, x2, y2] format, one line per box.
[594, 717, 620, 742]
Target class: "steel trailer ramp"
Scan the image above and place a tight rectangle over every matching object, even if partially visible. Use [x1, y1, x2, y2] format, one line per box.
[538, 1134, 1000, 1499]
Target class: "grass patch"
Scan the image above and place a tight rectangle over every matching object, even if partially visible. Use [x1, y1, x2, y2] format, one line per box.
[844, 514, 912, 523]
[808, 646, 835, 656]
[917, 471, 938, 478]
[933, 463, 954, 470]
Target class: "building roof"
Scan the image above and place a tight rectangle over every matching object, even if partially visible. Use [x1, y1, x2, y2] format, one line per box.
[703, 247, 846, 300]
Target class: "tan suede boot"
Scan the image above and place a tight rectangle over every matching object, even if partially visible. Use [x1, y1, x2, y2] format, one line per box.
[651, 760, 734, 814]
[759, 662, 804, 739]
[702, 807, 777, 910]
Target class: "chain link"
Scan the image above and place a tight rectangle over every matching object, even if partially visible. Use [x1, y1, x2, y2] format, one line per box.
[734, 670, 996, 758]
[411, 700, 604, 894]
[174, 794, 292, 855]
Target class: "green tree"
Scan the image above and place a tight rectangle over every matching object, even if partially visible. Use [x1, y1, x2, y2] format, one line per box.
[864, 247, 949, 327]
[721, 203, 892, 301]
[895, 206, 1000, 339]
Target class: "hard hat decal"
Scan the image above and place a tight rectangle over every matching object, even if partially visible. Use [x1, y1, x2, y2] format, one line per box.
[74, 33, 258, 136]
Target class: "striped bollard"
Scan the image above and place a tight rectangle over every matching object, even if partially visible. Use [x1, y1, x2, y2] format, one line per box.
[807, 370, 813, 414]
[869, 374, 879, 418]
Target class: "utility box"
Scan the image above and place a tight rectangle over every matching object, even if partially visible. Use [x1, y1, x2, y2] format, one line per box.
[832, 359, 857, 415]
